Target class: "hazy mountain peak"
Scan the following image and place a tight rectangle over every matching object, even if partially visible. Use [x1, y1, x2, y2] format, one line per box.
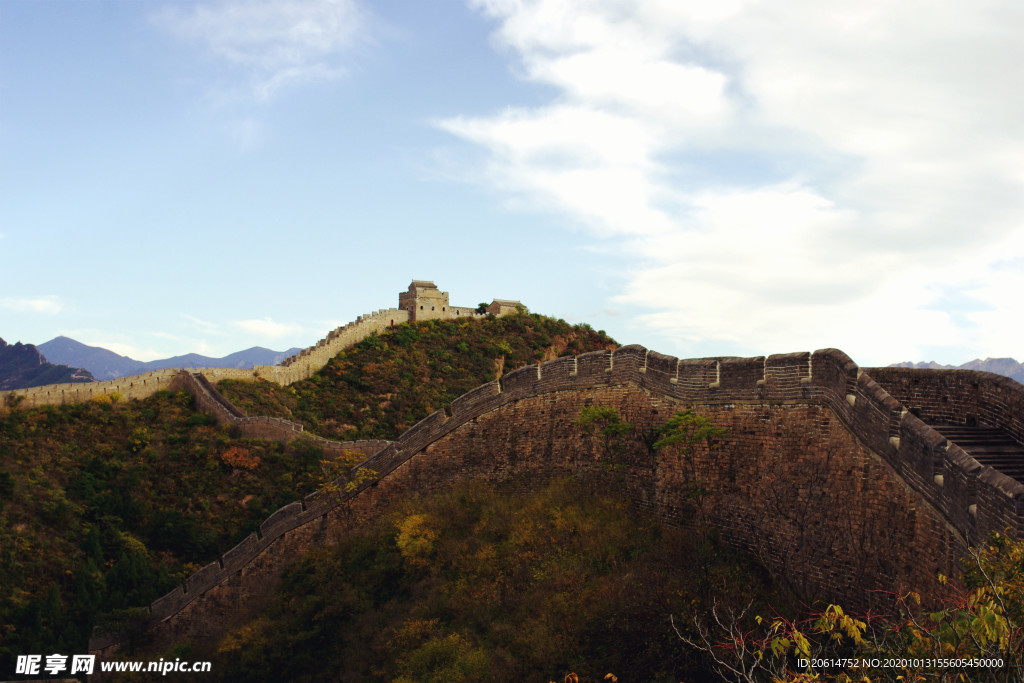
[36, 336, 302, 380]
[889, 357, 1024, 384]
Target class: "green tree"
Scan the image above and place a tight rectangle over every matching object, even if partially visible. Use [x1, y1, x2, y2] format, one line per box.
[575, 405, 632, 464]
[653, 410, 727, 517]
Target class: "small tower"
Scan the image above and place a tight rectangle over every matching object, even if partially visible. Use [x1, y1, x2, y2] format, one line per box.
[398, 280, 451, 321]
[486, 299, 523, 316]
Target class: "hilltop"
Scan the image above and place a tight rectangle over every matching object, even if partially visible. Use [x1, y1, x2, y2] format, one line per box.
[217, 313, 616, 441]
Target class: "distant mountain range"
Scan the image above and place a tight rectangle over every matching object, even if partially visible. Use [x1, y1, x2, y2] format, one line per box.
[888, 358, 1024, 384]
[36, 336, 302, 381]
[0, 337, 95, 391]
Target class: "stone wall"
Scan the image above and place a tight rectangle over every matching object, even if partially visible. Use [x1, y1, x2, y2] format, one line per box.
[0, 368, 182, 409]
[0, 308, 412, 408]
[90, 345, 1024, 657]
[180, 371, 390, 459]
[867, 366, 1024, 444]
[0, 282, 521, 408]
[273, 308, 411, 383]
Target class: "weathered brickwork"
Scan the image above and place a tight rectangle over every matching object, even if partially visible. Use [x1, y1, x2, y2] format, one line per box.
[397, 280, 521, 321]
[90, 346, 1024, 659]
[350, 390, 962, 608]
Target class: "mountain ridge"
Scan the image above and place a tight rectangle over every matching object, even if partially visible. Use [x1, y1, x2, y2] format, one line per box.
[0, 337, 95, 390]
[889, 357, 1024, 385]
[37, 336, 302, 380]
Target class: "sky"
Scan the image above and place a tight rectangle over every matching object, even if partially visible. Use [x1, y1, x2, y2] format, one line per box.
[2, 0, 1023, 367]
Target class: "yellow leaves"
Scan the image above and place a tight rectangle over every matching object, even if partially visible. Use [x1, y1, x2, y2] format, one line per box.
[345, 466, 377, 492]
[969, 604, 1010, 650]
[396, 513, 438, 569]
[815, 605, 866, 646]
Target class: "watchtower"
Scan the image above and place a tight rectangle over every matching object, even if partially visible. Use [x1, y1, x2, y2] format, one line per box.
[398, 281, 452, 321]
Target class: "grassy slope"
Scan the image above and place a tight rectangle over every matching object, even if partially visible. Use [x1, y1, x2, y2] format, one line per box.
[218, 313, 618, 440]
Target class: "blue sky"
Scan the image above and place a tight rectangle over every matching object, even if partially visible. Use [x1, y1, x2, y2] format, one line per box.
[2, 0, 1023, 367]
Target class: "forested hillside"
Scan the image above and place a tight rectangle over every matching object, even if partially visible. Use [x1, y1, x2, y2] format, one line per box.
[0, 313, 616, 664]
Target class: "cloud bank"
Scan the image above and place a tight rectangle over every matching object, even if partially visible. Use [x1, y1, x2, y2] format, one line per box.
[442, 0, 1024, 365]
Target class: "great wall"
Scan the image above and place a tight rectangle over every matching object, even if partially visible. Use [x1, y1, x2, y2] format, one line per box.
[4, 282, 1023, 659]
[0, 281, 523, 408]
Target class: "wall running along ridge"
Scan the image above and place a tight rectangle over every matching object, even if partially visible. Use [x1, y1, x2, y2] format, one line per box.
[0, 308, 412, 408]
[182, 371, 391, 459]
[88, 345, 1024, 657]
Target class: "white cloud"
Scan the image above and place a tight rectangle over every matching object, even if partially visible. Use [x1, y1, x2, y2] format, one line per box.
[443, 0, 1024, 365]
[156, 0, 367, 100]
[96, 342, 166, 362]
[0, 296, 62, 314]
[233, 317, 303, 339]
[182, 314, 223, 333]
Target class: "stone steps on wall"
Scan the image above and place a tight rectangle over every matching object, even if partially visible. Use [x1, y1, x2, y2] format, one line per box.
[930, 423, 1024, 483]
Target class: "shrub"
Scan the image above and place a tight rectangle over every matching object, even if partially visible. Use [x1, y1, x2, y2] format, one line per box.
[220, 446, 260, 471]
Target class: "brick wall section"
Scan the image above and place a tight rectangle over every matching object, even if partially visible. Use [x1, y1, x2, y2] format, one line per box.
[867, 366, 1024, 541]
[91, 345, 1024, 657]
[0, 368, 182, 409]
[867, 367, 1024, 444]
[353, 391, 963, 608]
[272, 308, 412, 383]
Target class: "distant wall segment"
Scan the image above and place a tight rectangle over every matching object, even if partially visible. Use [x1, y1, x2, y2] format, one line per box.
[181, 371, 390, 459]
[0, 308, 412, 408]
[2, 279, 523, 407]
[0, 368, 182, 408]
[90, 345, 1024, 657]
